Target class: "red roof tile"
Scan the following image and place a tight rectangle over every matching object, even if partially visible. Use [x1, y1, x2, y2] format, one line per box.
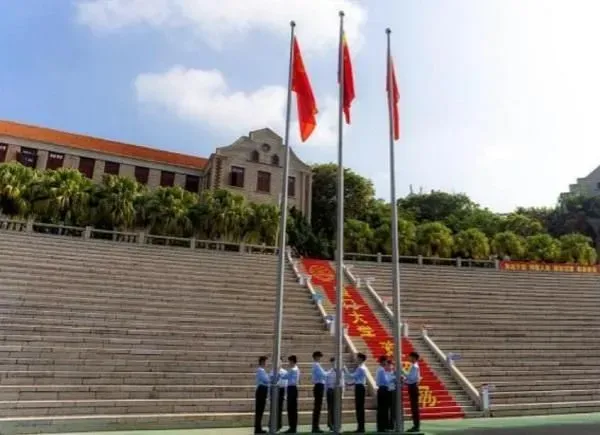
[0, 120, 209, 170]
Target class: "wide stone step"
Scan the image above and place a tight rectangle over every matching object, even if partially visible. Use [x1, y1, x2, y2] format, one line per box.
[0, 384, 361, 401]
[489, 379, 600, 392]
[491, 389, 600, 405]
[0, 358, 352, 373]
[0, 397, 362, 416]
[0, 316, 321, 332]
[0, 334, 338, 350]
[490, 400, 600, 417]
[0, 301, 318, 321]
[0, 345, 348, 363]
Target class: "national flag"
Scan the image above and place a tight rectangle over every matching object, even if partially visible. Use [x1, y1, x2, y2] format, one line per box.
[292, 37, 318, 142]
[387, 54, 400, 140]
[340, 34, 355, 124]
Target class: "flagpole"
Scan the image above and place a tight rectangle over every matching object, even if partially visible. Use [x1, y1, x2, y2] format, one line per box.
[334, 10, 345, 435]
[269, 20, 295, 435]
[386, 27, 405, 433]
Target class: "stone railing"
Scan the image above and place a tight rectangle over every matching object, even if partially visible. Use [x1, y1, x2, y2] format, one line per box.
[344, 251, 498, 269]
[0, 218, 279, 255]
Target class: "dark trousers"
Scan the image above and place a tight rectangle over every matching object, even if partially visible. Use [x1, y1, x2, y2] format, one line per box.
[408, 383, 420, 429]
[269, 387, 285, 430]
[326, 388, 335, 429]
[376, 386, 390, 432]
[312, 383, 325, 430]
[254, 385, 268, 432]
[354, 384, 366, 432]
[388, 389, 397, 429]
[287, 385, 298, 432]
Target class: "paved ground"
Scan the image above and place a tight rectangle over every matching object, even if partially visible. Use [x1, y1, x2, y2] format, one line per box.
[51, 413, 600, 435]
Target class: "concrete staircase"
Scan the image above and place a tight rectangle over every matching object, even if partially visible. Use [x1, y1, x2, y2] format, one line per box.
[0, 230, 363, 433]
[348, 261, 600, 417]
[344, 265, 480, 418]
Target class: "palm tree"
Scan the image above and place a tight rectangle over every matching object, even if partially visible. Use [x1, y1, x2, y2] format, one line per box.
[92, 175, 144, 230]
[244, 203, 280, 245]
[28, 168, 92, 226]
[0, 162, 38, 217]
[138, 186, 197, 237]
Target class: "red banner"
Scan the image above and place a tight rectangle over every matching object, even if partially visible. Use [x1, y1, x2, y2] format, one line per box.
[500, 261, 600, 274]
[301, 258, 464, 418]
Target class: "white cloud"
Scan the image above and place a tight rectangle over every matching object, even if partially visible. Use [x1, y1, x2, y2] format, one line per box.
[134, 65, 337, 146]
[76, 0, 367, 53]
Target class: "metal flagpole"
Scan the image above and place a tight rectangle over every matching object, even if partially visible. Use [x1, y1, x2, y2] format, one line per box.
[269, 20, 296, 435]
[334, 10, 345, 435]
[386, 28, 405, 433]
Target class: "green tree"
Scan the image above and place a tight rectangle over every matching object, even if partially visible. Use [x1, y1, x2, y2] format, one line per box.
[558, 233, 598, 265]
[138, 186, 197, 237]
[415, 222, 454, 258]
[311, 164, 376, 241]
[0, 162, 37, 216]
[454, 228, 490, 259]
[91, 175, 144, 230]
[28, 168, 93, 225]
[243, 203, 280, 245]
[287, 207, 325, 257]
[344, 218, 375, 254]
[525, 233, 560, 262]
[491, 231, 526, 259]
[373, 218, 417, 256]
[399, 191, 476, 232]
[502, 213, 544, 237]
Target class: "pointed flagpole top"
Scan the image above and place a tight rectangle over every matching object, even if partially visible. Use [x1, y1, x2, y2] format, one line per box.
[386, 28, 392, 34]
[339, 10, 345, 17]
[290, 20, 296, 27]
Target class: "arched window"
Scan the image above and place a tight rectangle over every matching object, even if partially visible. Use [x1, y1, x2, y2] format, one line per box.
[271, 154, 280, 166]
[250, 150, 260, 162]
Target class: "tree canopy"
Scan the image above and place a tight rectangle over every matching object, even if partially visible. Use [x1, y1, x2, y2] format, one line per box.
[1, 161, 600, 264]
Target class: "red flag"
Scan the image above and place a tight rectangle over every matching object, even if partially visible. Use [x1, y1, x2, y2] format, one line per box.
[387, 55, 400, 140]
[292, 37, 318, 142]
[340, 34, 355, 124]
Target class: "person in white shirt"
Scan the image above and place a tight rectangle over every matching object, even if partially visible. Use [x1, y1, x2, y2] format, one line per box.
[270, 357, 288, 432]
[283, 355, 300, 434]
[402, 352, 422, 433]
[386, 359, 398, 430]
[254, 356, 270, 434]
[375, 355, 390, 432]
[325, 357, 344, 431]
[344, 352, 368, 433]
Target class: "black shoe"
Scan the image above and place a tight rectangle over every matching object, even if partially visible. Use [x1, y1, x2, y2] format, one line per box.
[284, 429, 296, 434]
[407, 428, 420, 433]
[254, 430, 267, 434]
[312, 429, 324, 433]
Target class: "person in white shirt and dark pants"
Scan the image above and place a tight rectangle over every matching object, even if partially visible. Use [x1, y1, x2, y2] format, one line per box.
[271, 357, 287, 432]
[283, 355, 300, 434]
[254, 356, 270, 434]
[344, 352, 368, 433]
[325, 357, 344, 431]
[402, 352, 422, 433]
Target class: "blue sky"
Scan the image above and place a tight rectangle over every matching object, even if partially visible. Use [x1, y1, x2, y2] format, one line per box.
[2, 0, 600, 212]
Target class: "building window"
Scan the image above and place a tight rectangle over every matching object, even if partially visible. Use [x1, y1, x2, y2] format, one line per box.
[160, 171, 175, 187]
[46, 152, 64, 170]
[257, 171, 271, 193]
[185, 175, 200, 193]
[18, 147, 37, 168]
[271, 154, 280, 166]
[250, 150, 259, 162]
[78, 157, 95, 179]
[229, 166, 245, 188]
[288, 176, 296, 197]
[0, 143, 7, 163]
[104, 161, 120, 175]
[135, 166, 149, 184]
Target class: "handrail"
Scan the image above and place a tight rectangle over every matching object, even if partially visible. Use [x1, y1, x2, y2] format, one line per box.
[344, 265, 482, 410]
[0, 217, 279, 255]
[421, 329, 481, 408]
[344, 251, 496, 269]
[286, 250, 377, 398]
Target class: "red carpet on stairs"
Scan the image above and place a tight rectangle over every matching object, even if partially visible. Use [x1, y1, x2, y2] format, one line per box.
[301, 258, 465, 420]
